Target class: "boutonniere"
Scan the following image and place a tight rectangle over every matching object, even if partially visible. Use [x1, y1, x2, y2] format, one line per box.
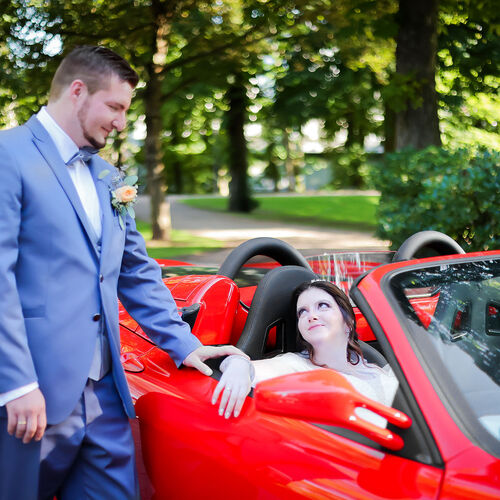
[98, 168, 138, 229]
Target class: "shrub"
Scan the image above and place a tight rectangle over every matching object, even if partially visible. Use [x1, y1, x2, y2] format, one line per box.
[370, 147, 500, 251]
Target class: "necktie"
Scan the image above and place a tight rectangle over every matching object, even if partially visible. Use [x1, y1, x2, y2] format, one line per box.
[66, 146, 98, 165]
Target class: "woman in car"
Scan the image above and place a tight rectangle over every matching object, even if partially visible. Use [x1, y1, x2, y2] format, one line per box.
[212, 280, 398, 425]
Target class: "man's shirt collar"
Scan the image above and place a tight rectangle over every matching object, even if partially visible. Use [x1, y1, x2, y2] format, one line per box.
[36, 106, 80, 164]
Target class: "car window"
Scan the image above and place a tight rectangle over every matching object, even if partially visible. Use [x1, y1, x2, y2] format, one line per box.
[389, 258, 500, 457]
[307, 251, 393, 295]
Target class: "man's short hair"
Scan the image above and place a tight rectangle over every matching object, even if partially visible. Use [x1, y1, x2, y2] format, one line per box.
[49, 45, 139, 100]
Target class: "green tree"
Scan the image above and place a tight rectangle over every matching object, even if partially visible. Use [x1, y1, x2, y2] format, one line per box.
[265, 1, 394, 187]
[2, 0, 273, 232]
[386, 0, 499, 150]
[3, 0, 497, 227]
[437, 0, 500, 149]
[392, 0, 441, 150]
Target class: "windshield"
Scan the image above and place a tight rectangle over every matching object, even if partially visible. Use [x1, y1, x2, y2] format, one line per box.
[389, 257, 500, 456]
[160, 251, 395, 293]
[307, 251, 393, 294]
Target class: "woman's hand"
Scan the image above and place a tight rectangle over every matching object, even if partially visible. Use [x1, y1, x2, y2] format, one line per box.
[212, 355, 254, 419]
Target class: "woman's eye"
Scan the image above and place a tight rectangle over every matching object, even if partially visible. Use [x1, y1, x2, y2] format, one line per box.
[318, 302, 330, 309]
[297, 308, 306, 318]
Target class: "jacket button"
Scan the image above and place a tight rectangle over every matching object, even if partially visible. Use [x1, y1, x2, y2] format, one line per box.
[93, 313, 101, 321]
[99, 274, 104, 282]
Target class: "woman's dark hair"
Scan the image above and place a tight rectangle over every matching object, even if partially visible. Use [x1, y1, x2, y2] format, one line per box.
[292, 280, 364, 365]
[49, 45, 139, 100]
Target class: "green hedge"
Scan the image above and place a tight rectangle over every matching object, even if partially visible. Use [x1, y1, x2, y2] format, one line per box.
[371, 147, 500, 251]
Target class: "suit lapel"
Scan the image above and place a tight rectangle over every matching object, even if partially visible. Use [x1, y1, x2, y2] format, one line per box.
[88, 157, 117, 265]
[26, 116, 101, 257]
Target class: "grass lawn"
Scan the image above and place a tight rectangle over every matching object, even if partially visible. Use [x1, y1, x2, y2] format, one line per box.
[135, 220, 223, 259]
[181, 194, 379, 231]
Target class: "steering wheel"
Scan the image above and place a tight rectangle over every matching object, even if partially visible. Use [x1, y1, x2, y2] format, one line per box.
[393, 231, 465, 262]
[218, 237, 311, 279]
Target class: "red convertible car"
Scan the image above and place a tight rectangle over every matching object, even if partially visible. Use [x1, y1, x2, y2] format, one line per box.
[119, 231, 500, 499]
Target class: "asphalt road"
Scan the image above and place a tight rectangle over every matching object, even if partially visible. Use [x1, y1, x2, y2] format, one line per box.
[136, 194, 389, 264]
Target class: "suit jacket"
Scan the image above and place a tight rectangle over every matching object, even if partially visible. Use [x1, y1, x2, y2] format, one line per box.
[0, 115, 201, 424]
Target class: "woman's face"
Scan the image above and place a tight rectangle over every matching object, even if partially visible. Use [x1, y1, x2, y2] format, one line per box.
[296, 287, 346, 348]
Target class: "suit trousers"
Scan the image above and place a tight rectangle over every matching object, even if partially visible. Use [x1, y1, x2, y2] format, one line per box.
[39, 373, 138, 500]
[0, 406, 41, 500]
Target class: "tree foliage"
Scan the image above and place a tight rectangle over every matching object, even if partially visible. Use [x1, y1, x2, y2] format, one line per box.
[371, 147, 500, 251]
[0, 0, 498, 233]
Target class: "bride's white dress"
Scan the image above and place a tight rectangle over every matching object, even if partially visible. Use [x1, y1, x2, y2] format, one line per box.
[252, 352, 399, 427]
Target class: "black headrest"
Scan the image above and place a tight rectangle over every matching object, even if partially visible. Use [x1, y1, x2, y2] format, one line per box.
[218, 237, 310, 279]
[236, 266, 317, 359]
[393, 230, 465, 262]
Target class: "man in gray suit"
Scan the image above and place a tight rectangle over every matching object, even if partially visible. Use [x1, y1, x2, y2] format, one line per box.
[0, 45, 242, 500]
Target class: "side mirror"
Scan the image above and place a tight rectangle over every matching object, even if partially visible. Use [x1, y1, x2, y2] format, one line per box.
[254, 370, 411, 451]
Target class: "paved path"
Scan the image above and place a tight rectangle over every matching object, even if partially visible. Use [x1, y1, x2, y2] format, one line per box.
[136, 194, 389, 264]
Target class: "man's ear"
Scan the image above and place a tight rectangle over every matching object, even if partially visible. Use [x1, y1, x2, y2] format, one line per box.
[68, 79, 87, 103]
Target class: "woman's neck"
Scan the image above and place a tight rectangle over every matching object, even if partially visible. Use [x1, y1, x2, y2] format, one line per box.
[311, 338, 353, 372]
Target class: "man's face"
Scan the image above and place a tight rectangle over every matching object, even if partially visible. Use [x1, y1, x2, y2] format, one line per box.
[76, 74, 133, 149]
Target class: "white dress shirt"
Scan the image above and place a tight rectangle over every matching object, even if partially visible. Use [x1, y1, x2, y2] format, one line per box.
[0, 107, 103, 406]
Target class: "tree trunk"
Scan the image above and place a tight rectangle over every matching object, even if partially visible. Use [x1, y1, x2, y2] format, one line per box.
[226, 76, 254, 212]
[345, 112, 363, 148]
[170, 120, 183, 193]
[203, 132, 219, 194]
[383, 101, 396, 153]
[144, 65, 171, 240]
[144, 4, 171, 240]
[264, 141, 280, 192]
[345, 108, 364, 188]
[394, 0, 441, 150]
[282, 128, 296, 192]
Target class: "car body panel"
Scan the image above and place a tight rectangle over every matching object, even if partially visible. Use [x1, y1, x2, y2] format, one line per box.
[440, 446, 500, 499]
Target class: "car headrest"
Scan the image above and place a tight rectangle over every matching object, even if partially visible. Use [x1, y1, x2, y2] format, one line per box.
[218, 237, 311, 279]
[236, 266, 318, 359]
[393, 230, 465, 262]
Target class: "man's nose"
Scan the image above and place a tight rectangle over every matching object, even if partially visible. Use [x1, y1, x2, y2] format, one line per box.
[112, 112, 126, 132]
